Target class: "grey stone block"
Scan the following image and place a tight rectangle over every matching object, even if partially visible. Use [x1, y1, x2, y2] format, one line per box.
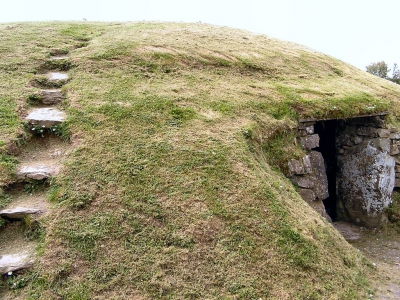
[26, 108, 66, 128]
[300, 134, 319, 150]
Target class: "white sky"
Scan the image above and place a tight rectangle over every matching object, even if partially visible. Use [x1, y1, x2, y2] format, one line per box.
[1, 0, 399, 71]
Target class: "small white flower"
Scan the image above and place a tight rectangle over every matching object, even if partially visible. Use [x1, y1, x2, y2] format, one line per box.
[7, 271, 12, 276]
[42, 125, 45, 128]
[32, 128, 35, 131]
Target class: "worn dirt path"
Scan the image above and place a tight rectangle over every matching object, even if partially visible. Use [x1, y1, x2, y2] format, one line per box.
[335, 222, 400, 299]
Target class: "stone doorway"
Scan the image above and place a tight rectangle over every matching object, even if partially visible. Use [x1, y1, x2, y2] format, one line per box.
[289, 114, 398, 228]
[314, 120, 338, 221]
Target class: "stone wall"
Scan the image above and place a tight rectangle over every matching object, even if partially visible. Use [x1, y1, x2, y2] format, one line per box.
[288, 115, 399, 228]
[336, 116, 395, 228]
[288, 121, 332, 221]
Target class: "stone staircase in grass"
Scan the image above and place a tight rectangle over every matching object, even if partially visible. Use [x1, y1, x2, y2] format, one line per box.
[0, 56, 70, 280]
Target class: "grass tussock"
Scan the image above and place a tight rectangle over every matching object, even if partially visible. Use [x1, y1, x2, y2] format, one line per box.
[1, 22, 399, 299]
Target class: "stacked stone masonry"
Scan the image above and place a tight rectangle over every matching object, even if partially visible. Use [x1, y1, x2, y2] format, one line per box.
[289, 121, 331, 221]
[289, 115, 400, 228]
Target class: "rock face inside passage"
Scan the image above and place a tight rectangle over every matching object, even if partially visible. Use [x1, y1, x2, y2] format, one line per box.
[337, 137, 395, 228]
[0, 207, 41, 219]
[40, 89, 65, 105]
[26, 107, 66, 127]
[0, 253, 35, 274]
[17, 164, 60, 180]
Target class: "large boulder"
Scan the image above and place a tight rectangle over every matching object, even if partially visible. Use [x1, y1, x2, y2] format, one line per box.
[337, 138, 395, 228]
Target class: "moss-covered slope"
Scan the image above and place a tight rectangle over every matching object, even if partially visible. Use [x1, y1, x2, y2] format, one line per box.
[1, 22, 399, 299]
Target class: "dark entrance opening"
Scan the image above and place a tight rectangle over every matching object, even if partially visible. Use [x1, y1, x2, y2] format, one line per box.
[314, 120, 338, 221]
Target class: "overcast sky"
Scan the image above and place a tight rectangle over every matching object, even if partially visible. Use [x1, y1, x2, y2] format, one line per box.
[1, 0, 399, 71]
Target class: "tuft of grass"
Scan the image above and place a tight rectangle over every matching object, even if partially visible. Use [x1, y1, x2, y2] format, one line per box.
[0, 153, 18, 185]
[31, 75, 69, 88]
[44, 58, 73, 71]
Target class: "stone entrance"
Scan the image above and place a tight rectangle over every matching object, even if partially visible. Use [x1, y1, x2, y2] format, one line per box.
[288, 114, 399, 228]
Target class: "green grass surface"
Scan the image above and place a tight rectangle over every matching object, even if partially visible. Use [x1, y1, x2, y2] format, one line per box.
[1, 22, 400, 299]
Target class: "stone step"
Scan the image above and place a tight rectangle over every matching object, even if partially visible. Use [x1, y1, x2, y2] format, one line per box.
[0, 192, 48, 219]
[50, 55, 68, 60]
[0, 223, 36, 275]
[26, 107, 66, 127]
[0, 253, 35, 274]
[40, 89, 65, 105]
[0, 207, 41, 219]
[17, 164, 60, 180]
[48, 72, 68, 81]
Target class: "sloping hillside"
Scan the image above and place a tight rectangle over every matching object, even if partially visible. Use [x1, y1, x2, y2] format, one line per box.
[1, 22, 400, 299]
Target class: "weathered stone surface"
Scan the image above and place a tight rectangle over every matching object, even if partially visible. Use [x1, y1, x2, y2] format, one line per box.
[288, 156, 312, 175]
[298, 121, 316, 129]
[345, 116, 386, 128]
[337, 138, 395, 228]
[50, 56, 68, 60]
[299, 129, 307, 137]
[390, 132, 400, 140]
[40, 89, 65, 105]
[288, 159, 304, 175]
[391, 144, 400, 156]
[0, 207, 41, 219]
[26, 108, 66, 127]
[357, 126, 378, 137]
[300, 134, 319, 150]
[336, 128, 357, 147]
[48, 72, 68, 81]
[292, 176, 314, 189]
[0, 253, 35, 274]
[291, 151, 329, 203]
[377, 129, 391, 138]
[308, 200, 332, 222]
[309, 151, 329, 200]
[17, 164, 60, 180]
[305, 126, 314, 135]
[298, 189, 316, 202]
[353, 135, 363, 145]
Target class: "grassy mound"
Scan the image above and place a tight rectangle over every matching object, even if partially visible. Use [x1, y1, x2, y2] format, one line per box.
[2, 22, 400, 299]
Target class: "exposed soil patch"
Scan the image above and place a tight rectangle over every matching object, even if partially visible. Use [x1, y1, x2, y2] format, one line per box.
[17, 135, 72, 166]
[2, 189, 48, 214]
[0, 222, 36, 267]
[333, 221, 362, 241]
[338, 222, 400, 299]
